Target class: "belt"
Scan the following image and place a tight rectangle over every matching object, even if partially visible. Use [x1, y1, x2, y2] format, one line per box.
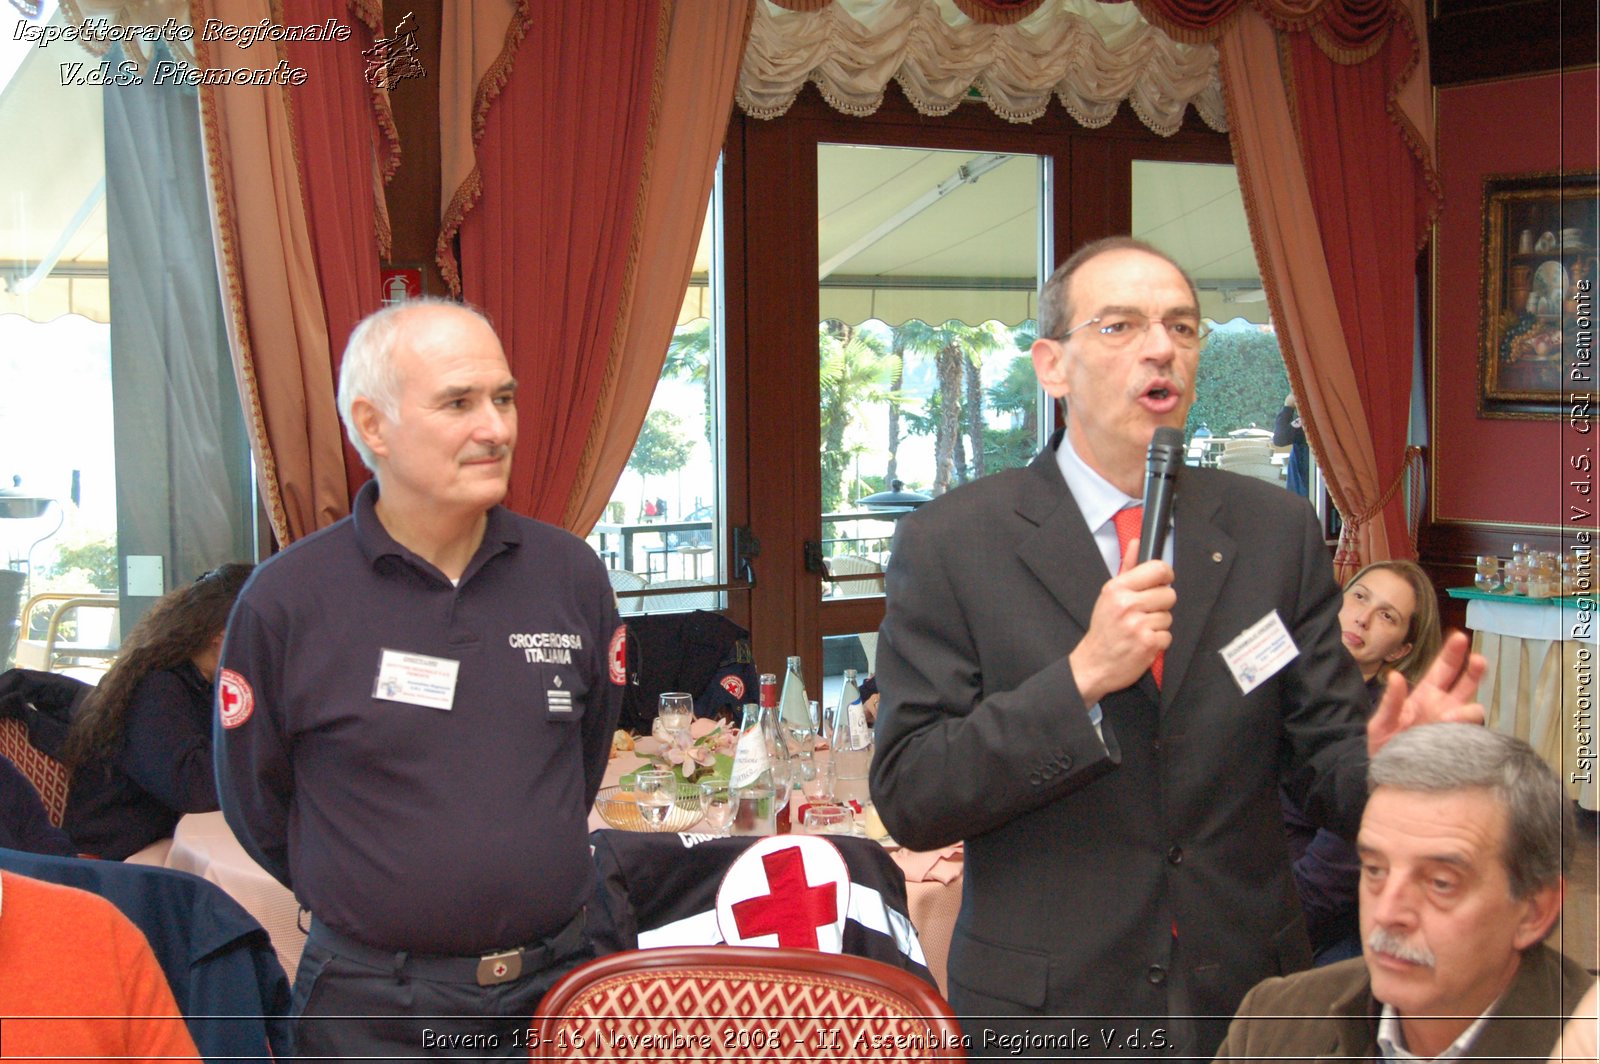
[306, 907, 587, 987]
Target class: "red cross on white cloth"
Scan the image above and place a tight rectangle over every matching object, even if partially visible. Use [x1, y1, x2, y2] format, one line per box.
[715, 836, 851, 951]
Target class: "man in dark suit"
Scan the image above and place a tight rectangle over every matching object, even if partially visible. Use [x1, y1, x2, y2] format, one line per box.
[1215, 725, 1590, 1062]
[869, 237, 1484, 1056]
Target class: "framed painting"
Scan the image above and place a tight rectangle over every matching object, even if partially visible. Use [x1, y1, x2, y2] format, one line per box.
[1478, 171, 1599, 418]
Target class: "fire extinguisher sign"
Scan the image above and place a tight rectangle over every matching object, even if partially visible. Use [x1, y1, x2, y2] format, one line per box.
[380, 267, 423, 305]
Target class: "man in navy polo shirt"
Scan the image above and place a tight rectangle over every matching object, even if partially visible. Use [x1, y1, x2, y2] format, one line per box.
[216, 299, 623, 1060]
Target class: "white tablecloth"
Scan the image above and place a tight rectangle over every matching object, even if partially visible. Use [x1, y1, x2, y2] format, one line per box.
[1465, 596, 1597, 809]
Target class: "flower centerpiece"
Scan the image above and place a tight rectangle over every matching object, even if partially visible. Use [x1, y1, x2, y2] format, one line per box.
[643, 718, 736, 782]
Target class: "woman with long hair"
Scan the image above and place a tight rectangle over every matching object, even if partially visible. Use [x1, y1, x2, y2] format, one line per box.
[61, 563, 253, 859]
[1284, 559, 1444, 966]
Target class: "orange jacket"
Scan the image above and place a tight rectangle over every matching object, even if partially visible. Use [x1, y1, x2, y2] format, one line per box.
[0, 870, 200, 1062]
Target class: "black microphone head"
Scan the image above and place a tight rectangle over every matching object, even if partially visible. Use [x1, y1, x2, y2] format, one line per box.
[1146, 427, 1185, 474]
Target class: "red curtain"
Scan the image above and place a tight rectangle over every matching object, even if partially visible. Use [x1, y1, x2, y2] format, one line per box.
[450, 4, 667, 523]
[284, 0, 397, 504]
[1286, 22, 1432, 558]
[1134, 0, 1437, 565]
[1135, 0, 1393, 54]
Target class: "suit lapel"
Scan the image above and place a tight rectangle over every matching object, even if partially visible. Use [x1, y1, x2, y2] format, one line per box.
[1161, 469, 1235, 706]
[1014, 448, 1105, 639]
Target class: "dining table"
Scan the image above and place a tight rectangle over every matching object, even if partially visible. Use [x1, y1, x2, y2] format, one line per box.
[600, 737, 963, 993]
[159, 810, 310, 975]
[144, 739, 964, 993]
[1450, 586, 1597, 810]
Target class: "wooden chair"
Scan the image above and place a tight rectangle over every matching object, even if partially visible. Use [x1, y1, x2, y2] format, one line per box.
[532, 945, 966, 1061]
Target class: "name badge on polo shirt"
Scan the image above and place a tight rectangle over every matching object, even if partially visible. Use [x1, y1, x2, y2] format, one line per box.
[373, 648, 460, 711]
[1219, 610, 1299, 696]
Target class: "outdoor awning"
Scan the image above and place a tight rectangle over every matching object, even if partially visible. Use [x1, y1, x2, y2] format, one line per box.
[676, 151, 1268, 328]
[0, 6, 108, 324]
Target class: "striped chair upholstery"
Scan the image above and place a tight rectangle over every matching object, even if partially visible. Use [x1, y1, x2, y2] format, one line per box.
[533, 946, 965, 1061]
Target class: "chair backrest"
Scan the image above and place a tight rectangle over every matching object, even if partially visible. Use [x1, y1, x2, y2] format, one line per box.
[1220, 437, 1271, 460]
[607, 569, 650, 613]
[14, 593, 119, 675]
[641, 579, 719, 613]
[0, 717, 71, 826]
[534, 945, 966, 1061]
[826, 554, 885, 598]
[1216, 454, 1283, 485]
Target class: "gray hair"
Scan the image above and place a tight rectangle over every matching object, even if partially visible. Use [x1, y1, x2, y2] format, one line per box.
[336, 298, 494, 472]
[1037, 236, 1201, 341]
[1368, 724, 1572, 899]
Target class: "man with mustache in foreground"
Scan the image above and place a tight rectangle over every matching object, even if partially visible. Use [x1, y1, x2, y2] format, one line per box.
[1216, 724, 1592, 1061]
[217, 300, 622, 1059]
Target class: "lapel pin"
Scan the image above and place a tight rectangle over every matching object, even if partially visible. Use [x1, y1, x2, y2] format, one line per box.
[1212, 552, 1223, 563]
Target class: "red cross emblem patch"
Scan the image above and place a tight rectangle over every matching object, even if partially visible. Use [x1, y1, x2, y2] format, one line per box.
[607, 625, 626, 685]
[218, 669, 254, 729]
[714, 836, 850, 951]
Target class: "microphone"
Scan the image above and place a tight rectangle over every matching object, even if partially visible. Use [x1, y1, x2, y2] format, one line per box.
[1138, 427, 1184, 564]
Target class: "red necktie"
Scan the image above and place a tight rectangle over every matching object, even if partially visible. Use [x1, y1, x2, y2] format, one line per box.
[1112, 505, 1164, 688]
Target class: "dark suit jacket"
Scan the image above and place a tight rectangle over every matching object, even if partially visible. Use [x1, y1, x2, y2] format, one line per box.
[1214, 944, 1594, 1062]
[869, 440, 1371, 1054]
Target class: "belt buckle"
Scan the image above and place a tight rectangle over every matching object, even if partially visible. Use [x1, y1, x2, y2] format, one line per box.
[476, 948, 523, 987]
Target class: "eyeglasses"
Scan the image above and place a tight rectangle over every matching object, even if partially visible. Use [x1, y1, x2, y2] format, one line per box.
[1058, 311, 1210, 351]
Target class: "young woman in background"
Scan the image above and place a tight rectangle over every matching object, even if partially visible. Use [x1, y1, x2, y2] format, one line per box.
[61, 563, 253, 859]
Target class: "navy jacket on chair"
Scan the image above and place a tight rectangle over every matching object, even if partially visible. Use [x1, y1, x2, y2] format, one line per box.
[0, 848, 291, 1063]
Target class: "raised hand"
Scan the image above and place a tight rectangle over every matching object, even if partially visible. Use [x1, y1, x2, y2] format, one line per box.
[1367, 630, 1487, 756]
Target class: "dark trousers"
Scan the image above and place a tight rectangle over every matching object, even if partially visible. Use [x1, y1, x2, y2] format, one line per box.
[290, 916, 591, 1062]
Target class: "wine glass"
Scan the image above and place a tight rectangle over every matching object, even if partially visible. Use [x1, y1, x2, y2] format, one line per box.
[653, 691, 694, 749]
[1474, 554, 1502, 592]
[699, 777, 733, 835]
[633, 769, 676, 832]
[802, 802, 854, 836]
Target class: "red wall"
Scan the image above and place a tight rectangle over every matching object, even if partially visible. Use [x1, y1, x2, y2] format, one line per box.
[1433, 70, 1598, 525]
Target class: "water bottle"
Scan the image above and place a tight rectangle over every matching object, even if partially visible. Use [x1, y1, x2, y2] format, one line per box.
[729, 702, 774, 835]
[828, 670, 872, 809]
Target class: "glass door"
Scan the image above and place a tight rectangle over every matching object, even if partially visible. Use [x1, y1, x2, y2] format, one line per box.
[732, 92, 1233, 694]
[813, 144, 1050, 706]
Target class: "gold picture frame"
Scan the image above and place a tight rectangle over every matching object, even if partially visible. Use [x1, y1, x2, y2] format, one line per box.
[1478, 171, 1599, 419]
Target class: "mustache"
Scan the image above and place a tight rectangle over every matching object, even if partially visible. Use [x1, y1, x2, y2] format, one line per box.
[462, 445, 509, 462]
[1367, 927, 1436, 967]
[1134, 372, 1188, 397]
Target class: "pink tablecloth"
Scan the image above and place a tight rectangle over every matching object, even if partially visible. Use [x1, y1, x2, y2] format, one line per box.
[163, 751, 964, 994]
[164, 812, 306, 976]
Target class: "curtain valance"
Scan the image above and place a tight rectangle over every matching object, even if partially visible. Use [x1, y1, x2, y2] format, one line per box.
[738, 0, 1227, 136]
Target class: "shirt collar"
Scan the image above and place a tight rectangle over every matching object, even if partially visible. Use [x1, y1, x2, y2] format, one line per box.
[1054, 429, 1141, 534]
[1377, 1000, 1498, 1062]
[351, 479, 522, 584]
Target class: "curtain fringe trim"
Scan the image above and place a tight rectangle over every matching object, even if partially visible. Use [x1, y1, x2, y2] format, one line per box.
[194, 8, 291, 548]
[563, 0, 673, 531]
[436, 0, 534, 297]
